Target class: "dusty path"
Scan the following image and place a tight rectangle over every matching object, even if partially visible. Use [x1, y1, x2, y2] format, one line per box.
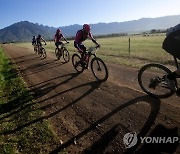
[2, 45, 180, 153]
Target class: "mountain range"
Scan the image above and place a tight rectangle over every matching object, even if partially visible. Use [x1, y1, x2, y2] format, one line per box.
[0, 15, 180, 42]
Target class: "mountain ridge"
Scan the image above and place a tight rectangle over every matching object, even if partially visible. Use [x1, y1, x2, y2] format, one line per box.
[0, 15, 180, 42]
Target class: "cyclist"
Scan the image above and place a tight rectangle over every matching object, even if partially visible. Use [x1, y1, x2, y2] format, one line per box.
[74, 24, 100, 64]
[32, 36, 36, 45]
[36, 34, 47, 46]
[162, 23, 180, 94]
[36, 35, 47, 54]
[54, 29, 69, 50]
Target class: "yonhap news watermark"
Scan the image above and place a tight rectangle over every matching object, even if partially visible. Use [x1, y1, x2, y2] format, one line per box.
[123, 132, 180, 148]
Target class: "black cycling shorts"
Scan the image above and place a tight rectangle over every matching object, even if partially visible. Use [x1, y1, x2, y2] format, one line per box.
[74, 41, 86, 53]
[55, 42, 63, 48]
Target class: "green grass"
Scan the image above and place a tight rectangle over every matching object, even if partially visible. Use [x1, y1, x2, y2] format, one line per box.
[14, 34, 175, 68]
[0, 46, 58, 153]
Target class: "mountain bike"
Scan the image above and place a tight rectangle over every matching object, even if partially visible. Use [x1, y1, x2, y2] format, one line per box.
[72, 46, 108, 82]
[37, 43, 47, 58]
[55, 42, 70, 62]
[33, 43, 37, 53]
[138, 56, 180, 98]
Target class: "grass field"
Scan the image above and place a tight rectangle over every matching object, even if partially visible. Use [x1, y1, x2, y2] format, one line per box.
[0, 46, 58, 153]
[14, 34, 176, 68]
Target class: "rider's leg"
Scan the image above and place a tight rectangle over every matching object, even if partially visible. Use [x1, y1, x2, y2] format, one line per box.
[55, 42, 59, 56]
[79, 45, 86, 60]
[166, 68, 180, 94]
[37, 42, 41, 53]
[167, 68, 180, 80]
[74, 43, 86, 59]
[56, 42, 63, 55]
[55, 43, 58, 49]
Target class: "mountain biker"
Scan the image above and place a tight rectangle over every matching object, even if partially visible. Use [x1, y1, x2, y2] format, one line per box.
[36, 34, 47, 47]
[74, 24, 100, 62]
[162, 23, 180, 94]
[32, 36, 36, 45]
[54, 29, 69, 49]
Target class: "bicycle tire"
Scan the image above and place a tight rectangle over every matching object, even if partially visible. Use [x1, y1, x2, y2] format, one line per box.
[91, 57, 108, 82]
[38, 49, 42, 57]
[138, 63, 175, 98]
[72, 54, 84, 73]
[63, 49, 70, 62]
[55, 48, 58, 58]
[41, 48, 47, 58]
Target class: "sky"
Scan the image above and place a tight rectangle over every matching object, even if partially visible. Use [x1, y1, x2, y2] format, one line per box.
[0, 0, 180, 29]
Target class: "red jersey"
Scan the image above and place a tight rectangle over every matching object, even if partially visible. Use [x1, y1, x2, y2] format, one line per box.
[75, 29, 93, 43]
[54, 33, 64, 42]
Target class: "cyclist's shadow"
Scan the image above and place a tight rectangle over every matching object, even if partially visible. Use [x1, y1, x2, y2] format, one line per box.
[50, 95, 162, 154]
[0, 77, 102, 136]
[31, 72, 80, 99]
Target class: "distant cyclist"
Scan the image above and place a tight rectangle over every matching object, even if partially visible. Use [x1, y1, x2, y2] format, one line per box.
[54, 29, 69, 49]
[74, 24, 100, 60]
[162, 23, 180, 94]
[32, 36, 36, 45]
[36, 34, 47, 47]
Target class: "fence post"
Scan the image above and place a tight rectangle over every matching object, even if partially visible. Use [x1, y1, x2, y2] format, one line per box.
[128, 37, 131, 54]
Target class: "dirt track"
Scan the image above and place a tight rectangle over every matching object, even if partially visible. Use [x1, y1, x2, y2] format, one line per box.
[2, 45, 180, 154]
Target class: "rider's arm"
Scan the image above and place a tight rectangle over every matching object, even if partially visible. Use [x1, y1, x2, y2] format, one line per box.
[41, 37, 47, 44]
[89, 32, 100, 46]
[62, 34, 69, 43]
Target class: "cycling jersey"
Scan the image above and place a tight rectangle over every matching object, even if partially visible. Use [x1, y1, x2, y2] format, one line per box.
[163, 24, 180, 59]
[36, 36, 42, 45]
[32, 38, 36, 45]
[74, 29, 97, 53]
[75, 29, 93, 44]
[54, 33, 64, 42]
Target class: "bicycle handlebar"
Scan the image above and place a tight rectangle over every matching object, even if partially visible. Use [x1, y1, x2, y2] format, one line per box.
[61, 42, 70, 46]
[88, 45, 100, 52]
[96, 44, 100, 49]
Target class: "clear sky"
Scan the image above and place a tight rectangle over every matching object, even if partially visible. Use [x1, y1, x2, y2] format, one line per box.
[0, 0, 180, 29]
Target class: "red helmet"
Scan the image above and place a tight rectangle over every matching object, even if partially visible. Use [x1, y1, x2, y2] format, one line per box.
[56, 29, 61, 33]
[83, 24, 91, 32]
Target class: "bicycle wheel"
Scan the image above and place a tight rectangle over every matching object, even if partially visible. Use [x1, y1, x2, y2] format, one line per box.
[138, 63, 175, 98]
[91, 57, 108, 82]
[38, 49, 42, 57]
[41, 48, 47, 58]
[55, 48, 58, 58]
[63, 49, 70, 62]
[72, 54, 84, 73]
[34, 45, 37, 53]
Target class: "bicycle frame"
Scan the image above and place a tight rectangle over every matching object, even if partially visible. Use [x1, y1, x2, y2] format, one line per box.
[56, 43, 68, 53]
[84, 46, 99, 66]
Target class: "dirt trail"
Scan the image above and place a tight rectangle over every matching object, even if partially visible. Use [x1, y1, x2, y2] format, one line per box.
[2, 45, 180, 153]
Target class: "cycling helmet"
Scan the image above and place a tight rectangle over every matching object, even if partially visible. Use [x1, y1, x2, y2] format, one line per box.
[38, 34, 41, 37]
[83, 24, 91, 32]
[56, 29, 61, 33]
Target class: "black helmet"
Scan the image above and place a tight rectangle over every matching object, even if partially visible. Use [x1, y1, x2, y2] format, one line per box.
[38, 34, 41, 37]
